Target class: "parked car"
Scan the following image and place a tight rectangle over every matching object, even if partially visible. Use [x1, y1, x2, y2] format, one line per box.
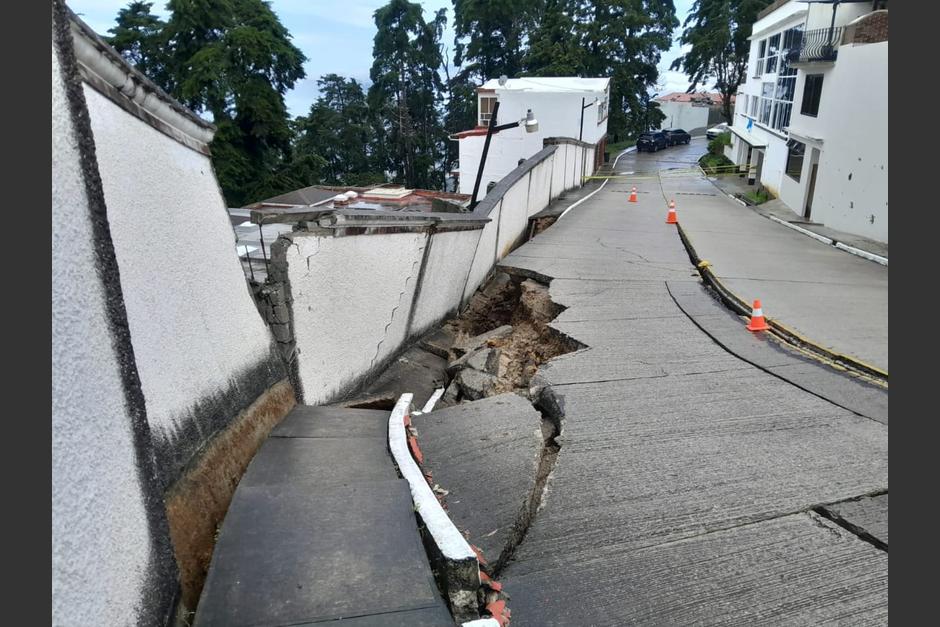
[663, 128, 692, 145]
[636, 131, 668, 152]
[706, 123, 730, 139]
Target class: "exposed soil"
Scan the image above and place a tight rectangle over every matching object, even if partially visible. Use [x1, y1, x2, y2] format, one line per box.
[445, 272, 583, 397]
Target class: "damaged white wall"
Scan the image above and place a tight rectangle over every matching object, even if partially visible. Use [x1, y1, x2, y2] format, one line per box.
[283, 140, 592, 404]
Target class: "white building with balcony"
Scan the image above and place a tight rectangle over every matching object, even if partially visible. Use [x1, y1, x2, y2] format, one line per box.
[454, 77, 610, 197]
[726, 0, 888, 243]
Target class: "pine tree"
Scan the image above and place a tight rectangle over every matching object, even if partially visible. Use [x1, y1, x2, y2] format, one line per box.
[369, 0, 447, 189]
[106, 1, 167, 82]
[161, 0, 307, 205]
[522, 0, 583, 76]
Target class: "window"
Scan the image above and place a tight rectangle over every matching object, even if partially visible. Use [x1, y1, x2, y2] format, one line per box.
[765, 34, 780, 74]
[749, 93, 759, 117]
[478, 95, 496, 126]
[760, 82, 774, 124]
[597, 92, 609, 123]
[755, 40, 767, 76]
[801, 74, 824, 117]
[786, 139, 805, 181]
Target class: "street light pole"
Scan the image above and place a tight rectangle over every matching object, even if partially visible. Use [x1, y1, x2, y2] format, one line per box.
[470, 100, 500, 210]
[579, 97, 597, 142]
[469, 102, 539, 209]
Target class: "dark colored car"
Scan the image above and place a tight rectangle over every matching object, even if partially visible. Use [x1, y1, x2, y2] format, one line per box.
[663, 128, 692, 146]
[636, 131, 668, 152]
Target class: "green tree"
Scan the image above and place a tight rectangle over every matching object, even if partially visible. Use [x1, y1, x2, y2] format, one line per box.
[369, 0, 447, 189]
[522, 0, 583, 76]
[452, 0, 542, 81]
[106, 1, 167, 81]
[293, 75, 383, 186]
[670, 0, 772, 123]
[161, 0, 307, 205]
[574, 0, 678, 140]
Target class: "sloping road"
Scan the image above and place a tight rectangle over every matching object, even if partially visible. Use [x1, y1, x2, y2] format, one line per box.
[494, 147, 888, 625]
[625, 138, 888, 372]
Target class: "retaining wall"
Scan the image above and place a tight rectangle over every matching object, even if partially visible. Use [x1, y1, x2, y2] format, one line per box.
[269, 137, 597, 406]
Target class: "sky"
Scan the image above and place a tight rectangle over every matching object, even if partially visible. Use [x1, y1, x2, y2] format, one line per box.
[69, 0, 696, 118]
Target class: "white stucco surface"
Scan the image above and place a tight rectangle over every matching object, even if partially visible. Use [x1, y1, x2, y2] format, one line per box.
[657, 100, 711, 133]
[793, 42, 888, 242]
[52, 42, 153, 627]
[527, 159, 552, 215]
[457, 128, 543, 196]
[463, 207, 502, 301]
[496, 174, 533, 259]
[83, 87, 275, 438]
[409, 229, 483, 335]
[288, 231, 428, 404]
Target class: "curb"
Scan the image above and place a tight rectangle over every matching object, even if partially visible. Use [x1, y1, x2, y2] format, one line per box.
[558, 146, 636, 221]
[675, 224, 888, 384]
[387, 394, 482, 621]
[706, 176, 888, 267]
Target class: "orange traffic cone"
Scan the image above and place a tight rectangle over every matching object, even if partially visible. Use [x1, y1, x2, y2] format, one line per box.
[746, 299, 770, 332]
[628, 187, 638, 203]
[666, 200, 677, 224]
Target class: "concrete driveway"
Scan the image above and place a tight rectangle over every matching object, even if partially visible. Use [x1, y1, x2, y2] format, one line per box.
[624, 138, 888, 372]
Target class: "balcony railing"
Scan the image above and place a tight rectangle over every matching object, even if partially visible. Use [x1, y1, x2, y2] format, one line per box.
[786, 27, 844, 63]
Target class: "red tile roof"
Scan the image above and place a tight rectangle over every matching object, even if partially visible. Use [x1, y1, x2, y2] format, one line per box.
[656, 92, 734, 105]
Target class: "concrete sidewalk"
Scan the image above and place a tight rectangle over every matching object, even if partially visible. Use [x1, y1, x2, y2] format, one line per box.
[195, 406, 453, 626]
[488, 164, 887, 624]
[661, 167, 888, 371]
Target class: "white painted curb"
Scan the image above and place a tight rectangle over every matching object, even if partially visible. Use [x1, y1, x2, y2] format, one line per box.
[388, 394, 477, 562]
[835, 242, 888, 266]
[558, 146, 637, 221]
[767, 215, 834, 245]
[463, 619, 502, 627]
[766, 215, 888, 266]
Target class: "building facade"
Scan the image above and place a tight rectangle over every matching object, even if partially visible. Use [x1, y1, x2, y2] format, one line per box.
[455, 77, 610, 197]
[726, 0, 888, 243]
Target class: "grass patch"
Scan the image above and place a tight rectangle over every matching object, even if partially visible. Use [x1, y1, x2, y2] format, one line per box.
[698, 152, 734, 174]
[607, 138, 635, 155]
[743, 189, 772, 205]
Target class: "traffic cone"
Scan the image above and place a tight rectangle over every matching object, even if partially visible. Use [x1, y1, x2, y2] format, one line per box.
[666, 200, 677, 224]
[746, 299, 770, 332]
[628, 187, 638, 203]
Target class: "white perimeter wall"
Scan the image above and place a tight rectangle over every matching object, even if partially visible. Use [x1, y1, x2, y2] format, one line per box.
[287, 141, 591, 402]
[657, 101, 710, 133]
[83, 87, 277, 440]
[52, 40, 153, 627]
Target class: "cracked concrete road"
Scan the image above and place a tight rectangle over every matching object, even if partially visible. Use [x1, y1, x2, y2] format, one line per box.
[494, 144, 888, 625]
[632, 138, 889, 372]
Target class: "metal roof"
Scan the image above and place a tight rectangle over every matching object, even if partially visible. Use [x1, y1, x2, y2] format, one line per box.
[479, 77, 610, 93]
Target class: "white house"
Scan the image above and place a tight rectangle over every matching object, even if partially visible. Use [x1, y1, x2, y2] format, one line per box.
[655, 92, 731, 135]
[726, 0, 888, 243]
[454, 77, 610, 197]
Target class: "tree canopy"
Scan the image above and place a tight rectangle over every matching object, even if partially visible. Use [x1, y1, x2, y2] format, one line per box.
[670, 0, 772, 123]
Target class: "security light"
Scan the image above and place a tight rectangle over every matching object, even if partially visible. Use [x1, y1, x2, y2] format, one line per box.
[524, 109, 539, 133]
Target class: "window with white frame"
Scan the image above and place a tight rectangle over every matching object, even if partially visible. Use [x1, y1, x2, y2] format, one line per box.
[765, 34, 780, 74]
[760, 82, 774, 124]
[749, 93, 758, 117]
[478, 95, 497, 126]
[755, 39, 767, 76]
[597, 91, 609, 123]
[769, 26, 802, 130]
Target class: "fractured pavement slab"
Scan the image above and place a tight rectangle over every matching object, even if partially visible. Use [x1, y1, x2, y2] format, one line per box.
[820, 494, 888, 547]
[412, 393, 543, 569]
